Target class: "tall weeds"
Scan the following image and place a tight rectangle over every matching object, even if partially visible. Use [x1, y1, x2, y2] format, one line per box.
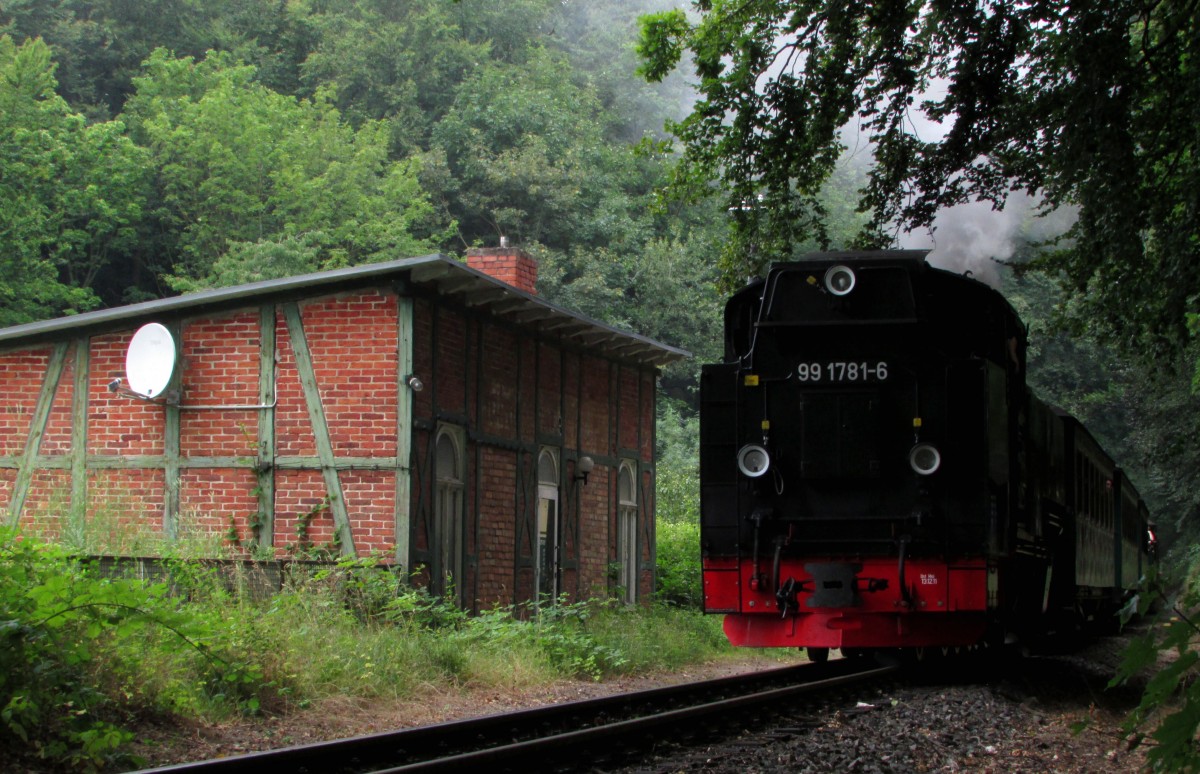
[0, 532, 731, 770]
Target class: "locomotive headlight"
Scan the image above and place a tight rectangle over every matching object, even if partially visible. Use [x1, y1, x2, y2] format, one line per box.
[737, 444, 771, 478]
[823, 265, 856, 296]
[909, 443, 942, 475]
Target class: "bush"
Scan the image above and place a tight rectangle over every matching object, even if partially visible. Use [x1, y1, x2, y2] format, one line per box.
[1, 526, 735, 767]
[0, 528, 280, 769]
[656, 519, 702, 607]
[1111, 565, 1200, 771]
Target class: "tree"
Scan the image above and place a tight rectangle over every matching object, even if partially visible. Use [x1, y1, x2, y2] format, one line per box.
[122, 49, 446, 290]
[0, 0, 315, 119]
[429, 47, 654, 251]
[0, 35, 148, 325]
[297, 0, 555, 153]
[638, 1, 1200, 355]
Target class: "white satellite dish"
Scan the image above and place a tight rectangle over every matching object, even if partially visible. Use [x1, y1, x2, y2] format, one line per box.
[125, 323, 176, 398]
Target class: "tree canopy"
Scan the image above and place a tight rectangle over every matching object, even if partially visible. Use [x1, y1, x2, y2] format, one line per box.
[638, 0, 1200, 356]
[0, 36, 147, 325]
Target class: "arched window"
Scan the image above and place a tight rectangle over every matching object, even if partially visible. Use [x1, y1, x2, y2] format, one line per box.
[536, 449, 559, 603]
[435, 426, 464, 603]
[618, 462, 638, 604]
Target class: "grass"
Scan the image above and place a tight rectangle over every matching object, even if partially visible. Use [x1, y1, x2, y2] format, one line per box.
[0, 532, 763, 770]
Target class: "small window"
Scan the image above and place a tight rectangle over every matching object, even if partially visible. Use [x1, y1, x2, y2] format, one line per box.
[435, 426, 465, 603]
[536, 449, 560, 603]
[617, 462, 638, 604]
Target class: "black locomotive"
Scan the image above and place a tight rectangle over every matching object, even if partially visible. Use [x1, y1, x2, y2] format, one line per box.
[699, 251, 1151, 658]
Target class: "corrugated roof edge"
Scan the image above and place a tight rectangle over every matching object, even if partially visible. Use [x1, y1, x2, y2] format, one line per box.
[0, 254, 690, 367]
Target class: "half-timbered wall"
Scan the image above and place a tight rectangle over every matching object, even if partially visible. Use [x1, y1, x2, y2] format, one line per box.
[0, 281, 661, 611]
[407, 299, 659, 611]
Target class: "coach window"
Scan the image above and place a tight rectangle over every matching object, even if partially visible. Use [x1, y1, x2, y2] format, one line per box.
[435, 426, 465, 605]
[618, 462, 638, 604]
[537, 449, 560, 603]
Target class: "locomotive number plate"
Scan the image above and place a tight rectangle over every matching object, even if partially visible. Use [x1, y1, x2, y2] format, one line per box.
[796, 361, 889, 382]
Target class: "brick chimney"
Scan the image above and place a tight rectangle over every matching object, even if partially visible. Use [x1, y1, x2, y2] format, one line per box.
[466, 243, 538, 295]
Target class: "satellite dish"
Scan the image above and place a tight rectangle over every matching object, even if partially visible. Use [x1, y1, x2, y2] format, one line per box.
[125, 323, 176, 398]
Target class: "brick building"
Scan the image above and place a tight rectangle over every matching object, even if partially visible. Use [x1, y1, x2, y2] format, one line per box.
[0, 248, 687, 608]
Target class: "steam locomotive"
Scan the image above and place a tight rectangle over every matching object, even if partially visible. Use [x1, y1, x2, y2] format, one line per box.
[699, 251, 1152, 659]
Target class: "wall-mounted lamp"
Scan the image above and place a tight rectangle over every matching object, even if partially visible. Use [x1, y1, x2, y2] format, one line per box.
[406, 374, 424, 392]
[575, 455, 595, 485]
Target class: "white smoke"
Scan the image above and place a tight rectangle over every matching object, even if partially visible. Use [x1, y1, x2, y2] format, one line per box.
[899, 193, 1076, 287]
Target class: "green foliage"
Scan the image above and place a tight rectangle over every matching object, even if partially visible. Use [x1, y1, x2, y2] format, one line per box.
[0, 35, 147, 325]
[558, 600, 727, 673]
[0, 528, 282, 769]
[655, 519, 702, 608]
[1109, 567, 1200, 771]
[123, 48, 446, 289]
[430, 46, 629, 248]
[653, 400, 703, 608]
[635, 9, 689, 83]
[2, 528, 738, 765]
[537, 229, 725, 393]
[638, 1, 1200, 358]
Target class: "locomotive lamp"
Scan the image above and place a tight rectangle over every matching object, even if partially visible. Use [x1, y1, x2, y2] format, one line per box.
[909, 443, 942, 475]
[823, 264, 856, 296]
[737, 444, 771, 478]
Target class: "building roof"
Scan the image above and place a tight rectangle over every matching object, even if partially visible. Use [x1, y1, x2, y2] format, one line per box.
[0, 254, 690, 368]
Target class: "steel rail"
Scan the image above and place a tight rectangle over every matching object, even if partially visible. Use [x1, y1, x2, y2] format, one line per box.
[378, 662, 897, 773]
[138, 660, 896, 774]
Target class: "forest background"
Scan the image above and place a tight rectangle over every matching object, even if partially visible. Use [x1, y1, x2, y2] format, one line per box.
[1, 0, 1196, 568]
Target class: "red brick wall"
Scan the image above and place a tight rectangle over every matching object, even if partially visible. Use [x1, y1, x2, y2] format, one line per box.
[538, 344, 562, 436]
[1, 281, 663, 609]
[563, 353, 580, 449]
[580, 357, 609, 454]
[179, 312, 260, 458]
[434, 308, 467, 415]
[89, 468, 165, 534]
[180, 468, 258, 546]
[20, 469, 71, 541]
[411, 299, 435, 420]
[301, 293, 399, 457]
[274, 469, 336, 552]
[41, 345, 77, 456]
[476, 446, 517, 606]
[0, 347, 54, 456]
[274, 310, 317, 458]
[90, 333, 165, 456]
[466, 247, 538, 295]
[480, 327, 518, 437]
[577, 463, 609, 598]
[618, 365, 640, 453]
[339, 470, 396, 553]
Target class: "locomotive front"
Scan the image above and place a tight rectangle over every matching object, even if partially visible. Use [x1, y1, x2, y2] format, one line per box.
[699, 251, 1026, 655]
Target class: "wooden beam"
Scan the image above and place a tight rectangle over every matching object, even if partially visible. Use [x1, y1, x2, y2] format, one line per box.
[256, 305, 277, 549]
[283, 302, 355, 555]
[409, 262, 451, 284]
[69, 339, 89, 533]
[512, 308, 556, 324]
[7, 342, 68, 525]
[462, 288, 509, 308]
[432, 275, 479, 295]
[395, 296, 414, 572]
[162, 321, 183, 540]
[489, 298, 536, 316]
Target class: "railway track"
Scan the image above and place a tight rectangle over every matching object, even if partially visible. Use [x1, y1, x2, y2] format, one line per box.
[140, 659, 897, 773]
